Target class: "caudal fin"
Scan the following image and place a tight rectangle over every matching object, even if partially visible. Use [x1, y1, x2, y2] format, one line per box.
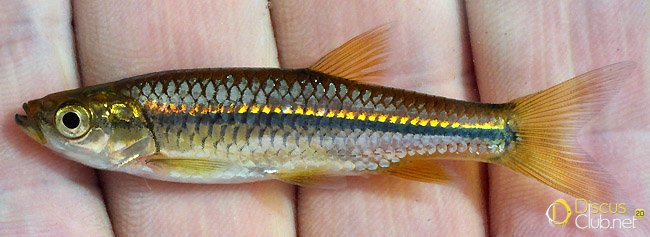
[496, 62, 635, 202]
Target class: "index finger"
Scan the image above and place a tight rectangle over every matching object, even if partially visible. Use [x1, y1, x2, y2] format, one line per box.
[0, 0, 111, 235]
[73, 1, 295, 235]
[271, 1, 487, 235]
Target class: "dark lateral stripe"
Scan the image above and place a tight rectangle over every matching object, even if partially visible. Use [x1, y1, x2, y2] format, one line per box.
[149, 111, 510, 142]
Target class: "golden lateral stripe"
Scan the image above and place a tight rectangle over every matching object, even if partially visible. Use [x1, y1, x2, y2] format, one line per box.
[142, 101, 504, 130]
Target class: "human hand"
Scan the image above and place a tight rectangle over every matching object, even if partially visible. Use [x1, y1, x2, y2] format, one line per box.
[2, 1, 648, 236]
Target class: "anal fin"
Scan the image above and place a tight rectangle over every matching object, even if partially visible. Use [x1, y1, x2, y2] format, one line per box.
[380, 159, 450, 183]
[274, 168, 347, 189]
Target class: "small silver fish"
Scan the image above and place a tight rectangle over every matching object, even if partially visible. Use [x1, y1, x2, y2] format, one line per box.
[15, 26, 632, 202]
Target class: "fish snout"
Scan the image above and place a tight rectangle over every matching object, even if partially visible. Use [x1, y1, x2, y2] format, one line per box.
[16, 102, 46, 144]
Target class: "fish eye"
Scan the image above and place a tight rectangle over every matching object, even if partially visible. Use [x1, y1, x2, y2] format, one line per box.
[62, 112, 80, 129]
[55, 105, 90, 138]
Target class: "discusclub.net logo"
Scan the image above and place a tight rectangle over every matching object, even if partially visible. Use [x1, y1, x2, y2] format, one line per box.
[546, 198, 645, 229]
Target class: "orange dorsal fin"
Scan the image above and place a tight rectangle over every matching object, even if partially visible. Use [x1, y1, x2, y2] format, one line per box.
[309, 24, 390, 82]
[380, 158, 450, 183]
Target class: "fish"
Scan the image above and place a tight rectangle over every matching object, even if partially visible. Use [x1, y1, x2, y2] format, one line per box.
[15, 26, 632, 202]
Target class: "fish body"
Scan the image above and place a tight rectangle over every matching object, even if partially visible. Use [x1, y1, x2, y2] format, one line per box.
[16, 26, 632, 201]
[110, 68, 509, 183]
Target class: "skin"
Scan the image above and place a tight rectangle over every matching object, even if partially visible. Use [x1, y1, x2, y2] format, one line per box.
[0, 0, 648, 236]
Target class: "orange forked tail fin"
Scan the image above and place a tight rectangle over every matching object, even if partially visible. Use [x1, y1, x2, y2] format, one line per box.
[495, 62, 635, 202]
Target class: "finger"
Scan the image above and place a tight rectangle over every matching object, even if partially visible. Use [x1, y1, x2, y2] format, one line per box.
[0, 1, 112, 235]
[466, 0, 650, 234]
[73, 1, 295, 235]
[271, 1, 486, 235]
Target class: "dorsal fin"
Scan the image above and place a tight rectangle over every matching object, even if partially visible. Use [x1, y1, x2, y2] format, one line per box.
[309, 24, 390, 82]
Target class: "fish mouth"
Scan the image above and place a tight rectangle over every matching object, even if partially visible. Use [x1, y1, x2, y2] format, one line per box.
[16, 103, 46, 144]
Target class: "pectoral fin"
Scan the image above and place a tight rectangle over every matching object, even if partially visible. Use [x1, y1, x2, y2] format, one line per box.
[145, 154, 227, 175]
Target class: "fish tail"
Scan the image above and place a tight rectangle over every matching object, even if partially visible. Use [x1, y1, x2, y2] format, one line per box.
[495, 62, 635, 202]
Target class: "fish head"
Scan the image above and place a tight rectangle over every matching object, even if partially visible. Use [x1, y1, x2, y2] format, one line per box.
[16, 86, 156, 170]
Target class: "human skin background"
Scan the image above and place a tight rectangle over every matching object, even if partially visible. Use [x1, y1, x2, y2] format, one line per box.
[0, 1, 648, 236]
